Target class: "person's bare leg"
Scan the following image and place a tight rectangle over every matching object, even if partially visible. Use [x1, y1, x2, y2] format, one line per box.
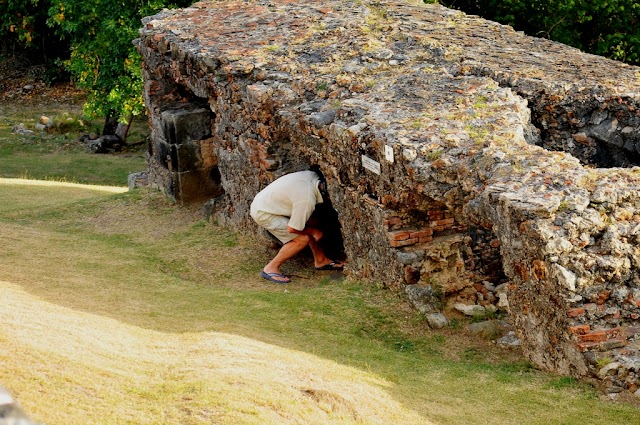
[263, 235, 311, 282]
[308, 239, 344, 269]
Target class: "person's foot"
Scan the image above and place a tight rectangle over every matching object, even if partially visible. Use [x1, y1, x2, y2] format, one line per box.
[314, 261, 344, 271]
[261, 270, 291, 283]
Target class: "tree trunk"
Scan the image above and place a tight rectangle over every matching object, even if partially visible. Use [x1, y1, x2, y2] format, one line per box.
[115, 115, 134, 143]
[102, 111, 134, 143]
[102, 109, 119, 136]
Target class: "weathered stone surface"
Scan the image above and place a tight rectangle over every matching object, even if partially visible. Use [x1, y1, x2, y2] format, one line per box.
[86, 135, 123, 153]
[468, 319, 513, 340]
[496, 332, 522, 348]
[0, 385, 38, 425]
[426, 312, 449, 329]
[455, 303, 486, 317]
[405, 284, 440, 314]
[128, 171, 149, 191]
[11, 124, 33, 136]
[137, 0, 640, 392]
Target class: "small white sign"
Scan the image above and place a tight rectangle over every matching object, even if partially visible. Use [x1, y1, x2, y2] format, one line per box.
[361, 155, 381, 175]
[384, 145, 394, 163]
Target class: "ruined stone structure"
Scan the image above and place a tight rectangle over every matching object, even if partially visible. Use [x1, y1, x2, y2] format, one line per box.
[136, 0, 640, 395]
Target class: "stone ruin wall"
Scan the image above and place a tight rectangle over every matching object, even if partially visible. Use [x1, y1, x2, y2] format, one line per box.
[136, 0, 640, 395]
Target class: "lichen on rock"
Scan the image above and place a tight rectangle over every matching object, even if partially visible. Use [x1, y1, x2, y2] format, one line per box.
[136, 0, 640, 396]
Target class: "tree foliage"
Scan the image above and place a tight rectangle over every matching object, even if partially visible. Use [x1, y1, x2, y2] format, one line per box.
[0, 0, 44, 47]
[2, 0, 193, 132]
[439, 0, 640, 66]
[48, 0, 194, 125]
[0, 0, 63, 66]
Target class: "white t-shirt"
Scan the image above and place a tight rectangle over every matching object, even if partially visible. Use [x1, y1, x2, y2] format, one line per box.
[250, 171, 324, 231]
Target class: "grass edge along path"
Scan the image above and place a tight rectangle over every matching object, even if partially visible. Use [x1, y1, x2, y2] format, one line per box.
[0, 177, 128, 193]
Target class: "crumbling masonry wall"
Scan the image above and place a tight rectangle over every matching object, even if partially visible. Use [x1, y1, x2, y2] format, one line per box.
[137, 0, 640, 395]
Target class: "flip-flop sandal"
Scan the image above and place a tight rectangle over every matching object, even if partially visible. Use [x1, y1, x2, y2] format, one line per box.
[314, 261, 344, 271]
[260, 270, 291, 283]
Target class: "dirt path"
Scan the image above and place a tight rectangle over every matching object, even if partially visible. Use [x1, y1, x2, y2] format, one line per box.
[0, 178, 128, 193]
[0, 280, 431, 424]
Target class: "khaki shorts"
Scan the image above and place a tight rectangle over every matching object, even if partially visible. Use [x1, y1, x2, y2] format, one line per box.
[251, 210, 297, 244]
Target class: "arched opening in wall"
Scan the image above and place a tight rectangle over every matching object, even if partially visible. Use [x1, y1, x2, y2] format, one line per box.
[467, 225, 506, 285]
[253, 164, 344, 267]
[206, 165, 224, 198]
[296, 164, 346, 264]
[310, 196, 347, 264]
[209, 166, 222, 188]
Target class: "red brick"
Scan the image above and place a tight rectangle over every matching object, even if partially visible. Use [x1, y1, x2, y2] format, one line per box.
[409, 229, 433, 238]
[577, 338, 627, 352]
[388, 231, 410, 241]
[514, 262, 529, 281]
[390, 238, 418, 248]
[567, 307, 585, 318]
[428, 210, 444, 220]
[419, 236, 433, 243]
[577, 327, 621, 343]
[596, 290, 612, 305]
[384, 216, 402, 227]
[431, 218, 455, 227]
[569, 325, 590, 336]
[381, 194, 396, 206]
[532, 259, 547, 280]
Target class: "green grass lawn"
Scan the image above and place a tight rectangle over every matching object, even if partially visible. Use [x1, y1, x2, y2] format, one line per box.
[0, 183, 638, 424]
[0, 102, 146, 186]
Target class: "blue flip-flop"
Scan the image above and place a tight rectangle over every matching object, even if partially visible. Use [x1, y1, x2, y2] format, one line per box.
[260, 270, 291, 284]
[314, 261, 344, 271]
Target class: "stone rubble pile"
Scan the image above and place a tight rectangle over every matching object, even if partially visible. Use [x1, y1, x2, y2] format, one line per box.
[11, 124, 34, 136]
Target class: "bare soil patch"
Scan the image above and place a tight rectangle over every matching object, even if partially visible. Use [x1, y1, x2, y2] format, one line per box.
[0, 57, 85, 107]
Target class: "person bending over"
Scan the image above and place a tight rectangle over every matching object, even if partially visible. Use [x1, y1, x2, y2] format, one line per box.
[250, 168, 345, 283]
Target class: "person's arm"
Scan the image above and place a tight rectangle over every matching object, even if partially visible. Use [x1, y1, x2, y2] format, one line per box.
[288, 192, 322, 240]
[287, 225, 323, 241]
